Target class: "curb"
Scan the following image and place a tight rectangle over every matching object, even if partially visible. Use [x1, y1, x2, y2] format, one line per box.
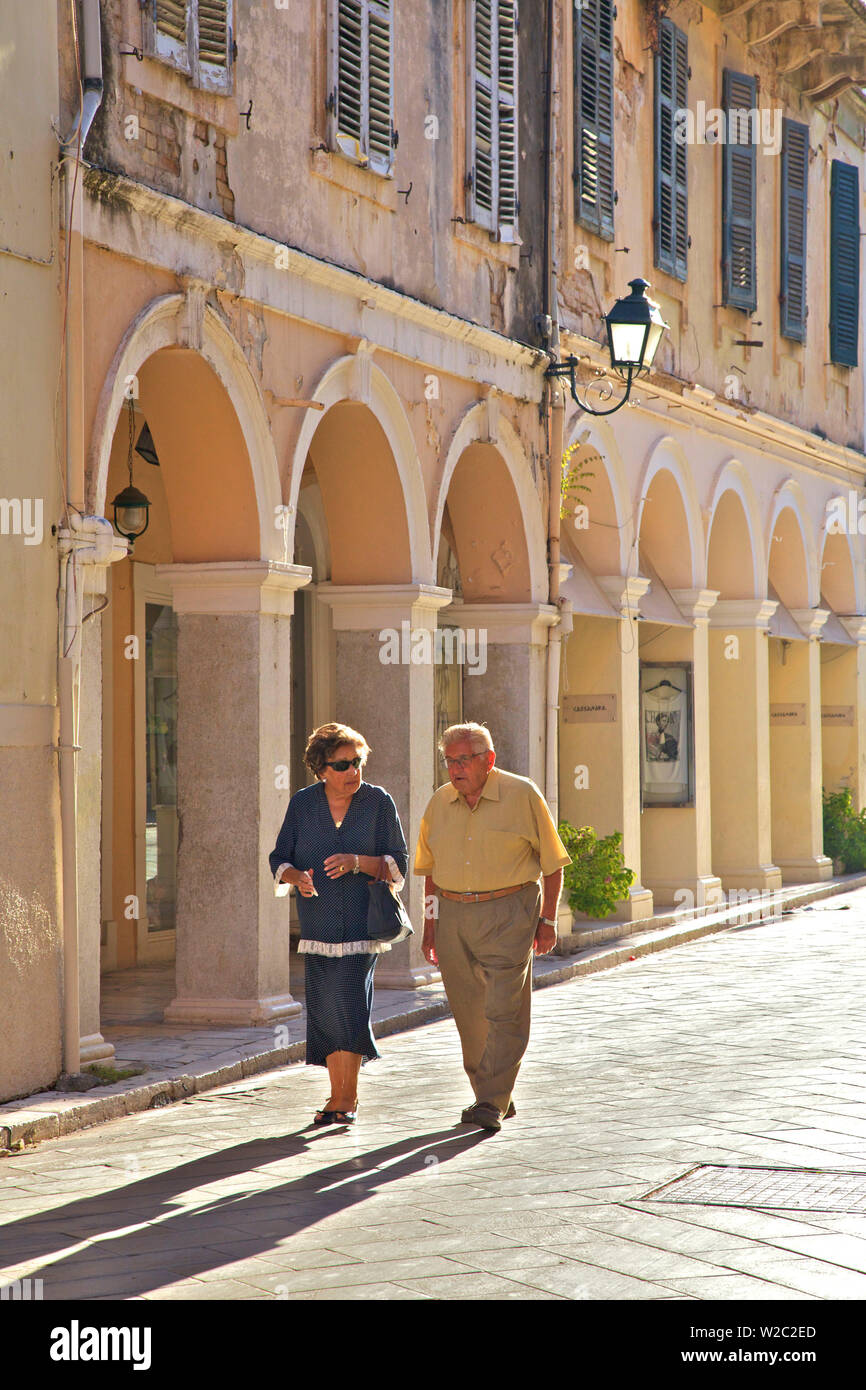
[2, 872, 865, 1150]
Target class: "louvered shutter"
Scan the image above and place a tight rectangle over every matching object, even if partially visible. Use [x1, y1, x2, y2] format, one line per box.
[722, 69, 757, 312]
[367, 0, 393, 173]
[154, 0, 188, 65]
[574, 0, 614, 240]
[830, 160, 860, 367]
[197, 1, 231, 69]
[654, 19, 687, 280]
[335, 0, 393, 173]
[496, 0, 518, 241]
[468, 0, 519, 239]
[779, 119, 808, 342]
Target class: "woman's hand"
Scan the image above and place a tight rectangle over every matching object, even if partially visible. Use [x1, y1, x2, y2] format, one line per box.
[323, 853, 356, 879]
[284, 867, 316, 897]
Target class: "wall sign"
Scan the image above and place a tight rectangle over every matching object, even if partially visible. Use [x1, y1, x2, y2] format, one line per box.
[562, 694, 617, 723]
[822, 705, 855, 726]
[770, 703, 806, 726]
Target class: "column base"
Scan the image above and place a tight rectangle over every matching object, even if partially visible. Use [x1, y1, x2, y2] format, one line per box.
[717, 865, 782, 894]
[775, 856, 834, 885]
[375, 964, 442, 989]
[644, 875, 724, 910]
[164, 993, 302, 1025]
[79, 1033, 116, 1065]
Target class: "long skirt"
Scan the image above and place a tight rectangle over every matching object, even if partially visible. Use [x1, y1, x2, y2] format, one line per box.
[303, 952, 380, 1067]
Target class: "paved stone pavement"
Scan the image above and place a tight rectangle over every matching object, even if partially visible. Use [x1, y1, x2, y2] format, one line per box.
[2, 895, 866, 1303]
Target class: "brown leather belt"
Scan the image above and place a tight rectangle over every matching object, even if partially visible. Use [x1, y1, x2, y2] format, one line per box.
[435, 880, 537, 904]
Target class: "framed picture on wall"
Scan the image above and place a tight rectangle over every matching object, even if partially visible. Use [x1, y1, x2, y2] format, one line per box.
[640, 662, 694, 807]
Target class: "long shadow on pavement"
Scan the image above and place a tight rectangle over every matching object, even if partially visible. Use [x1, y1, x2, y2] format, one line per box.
[0, 1126, 490, 1299]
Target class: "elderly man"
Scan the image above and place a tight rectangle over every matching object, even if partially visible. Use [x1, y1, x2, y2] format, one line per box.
[414, 722, 571, 1132]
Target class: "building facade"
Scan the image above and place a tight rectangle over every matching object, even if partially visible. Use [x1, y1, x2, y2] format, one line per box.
[1, 0, 864, 1102]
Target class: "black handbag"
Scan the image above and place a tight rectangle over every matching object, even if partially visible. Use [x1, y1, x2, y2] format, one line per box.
[367, 863, 414, 945]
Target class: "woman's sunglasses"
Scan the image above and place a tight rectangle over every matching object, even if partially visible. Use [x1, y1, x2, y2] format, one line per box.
[324, 756, 363, 771]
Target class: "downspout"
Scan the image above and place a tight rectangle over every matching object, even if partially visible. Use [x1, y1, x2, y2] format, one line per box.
[57, 0, 106, 1077]
[542, 0, 570, 824]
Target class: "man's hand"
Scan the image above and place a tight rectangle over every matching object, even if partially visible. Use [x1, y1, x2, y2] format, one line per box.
[422, 923, 438, 966]
[533, 919, 557, 956]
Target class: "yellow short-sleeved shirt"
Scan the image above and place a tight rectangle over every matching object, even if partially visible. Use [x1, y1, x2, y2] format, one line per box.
[413, 766, 571, 892]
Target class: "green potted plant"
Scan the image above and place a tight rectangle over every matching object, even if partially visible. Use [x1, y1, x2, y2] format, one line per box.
[558, 820, 635, 920]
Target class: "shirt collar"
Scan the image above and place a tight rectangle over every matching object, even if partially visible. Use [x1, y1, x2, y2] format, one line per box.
[446, 765, 501, 805]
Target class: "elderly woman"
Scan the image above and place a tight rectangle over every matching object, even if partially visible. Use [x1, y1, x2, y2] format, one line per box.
[270, 722, 408, 1125]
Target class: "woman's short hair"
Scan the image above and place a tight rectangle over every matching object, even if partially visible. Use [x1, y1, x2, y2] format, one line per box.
[304, 723, 371, 778]
[438, 722, 494, 757]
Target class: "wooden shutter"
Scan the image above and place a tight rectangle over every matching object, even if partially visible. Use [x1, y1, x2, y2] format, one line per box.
[722, 69, 757, 312]
[367, 0, 393, 173]
[335, 0, 393, 173]
[574, 0, 614, 240]
[156, 0, 187, 42]
[654, 18, 687, 280]
[830, 160, 860, 367]
[198, 1, 230, 68]
[779, 118, 808, 342]
[496, 0, 518, 241]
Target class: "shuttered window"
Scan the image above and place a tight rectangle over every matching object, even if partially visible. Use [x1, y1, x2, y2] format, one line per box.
[654, 18, 688, 280]
[722, 69, 757, 312]
[332, 0, 394, 175]
[574, 0, 614, 240]
[830, 160, 860, 367]
[467, 0, 519, 241]
[151, 2, 232, 88]
[779, 119, 808, 342]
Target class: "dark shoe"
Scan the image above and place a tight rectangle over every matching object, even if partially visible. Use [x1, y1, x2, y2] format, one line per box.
[462, 1100, 515, 1123]
[313, 1101, 338, 1126]
[331, 1109, 357, 1124]
[461, 1102, 502, 1132]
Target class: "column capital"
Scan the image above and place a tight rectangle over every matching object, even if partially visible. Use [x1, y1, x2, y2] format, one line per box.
[597, 575, 651, 619]
[840, 614, 866, 643]
[157, 560, 312, 616]
[708, 598, 778, 629]
[446, 601, 559, 644]
[316, 582, 453, 631]
[789, 607, 830, 640]
[670, 588, 720, 624]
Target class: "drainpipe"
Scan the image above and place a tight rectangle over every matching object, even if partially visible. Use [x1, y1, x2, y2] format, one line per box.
[57, 0, 106, 1077]
[541, 0, 568, 823]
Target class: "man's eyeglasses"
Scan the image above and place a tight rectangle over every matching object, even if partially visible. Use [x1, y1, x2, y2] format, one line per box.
[442, 753, 484, 770]
[325, 756, 363, 771]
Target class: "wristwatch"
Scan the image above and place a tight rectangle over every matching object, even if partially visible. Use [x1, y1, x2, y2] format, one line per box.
[352, 854, 360, 874]
[540, 916, 558, 928]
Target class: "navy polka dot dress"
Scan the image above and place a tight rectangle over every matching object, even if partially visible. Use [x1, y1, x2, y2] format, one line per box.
[269, 781, 409, 1066]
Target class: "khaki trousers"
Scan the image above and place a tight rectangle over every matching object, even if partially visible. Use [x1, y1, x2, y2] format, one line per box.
[435, 882, 542, 1114]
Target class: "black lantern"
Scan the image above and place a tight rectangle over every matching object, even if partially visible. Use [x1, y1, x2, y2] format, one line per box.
[111, 398, 151, 545]
[546, 277, 669, 415]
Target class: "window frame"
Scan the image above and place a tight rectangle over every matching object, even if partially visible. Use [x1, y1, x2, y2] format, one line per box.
[144, 1, 235, 95]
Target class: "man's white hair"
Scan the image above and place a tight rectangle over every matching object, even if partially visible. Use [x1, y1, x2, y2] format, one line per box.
[439, 722, 494, 756]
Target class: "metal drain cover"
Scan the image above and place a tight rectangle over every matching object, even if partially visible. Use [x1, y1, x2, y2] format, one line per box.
[642, 1164, 866, 1214]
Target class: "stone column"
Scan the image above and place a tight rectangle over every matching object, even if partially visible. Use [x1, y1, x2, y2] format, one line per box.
[823, 616, 866, 811]
[708, 600, 782, 894]
[317, 582, 453, 988]
[449, 602, 559, 786]
[638, 590, 723, 909]
[769, 609, 833, 883]
[78, 560, 115, 1064]
[159, 561, 311, 1024]
[556, 575, 655, 925]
